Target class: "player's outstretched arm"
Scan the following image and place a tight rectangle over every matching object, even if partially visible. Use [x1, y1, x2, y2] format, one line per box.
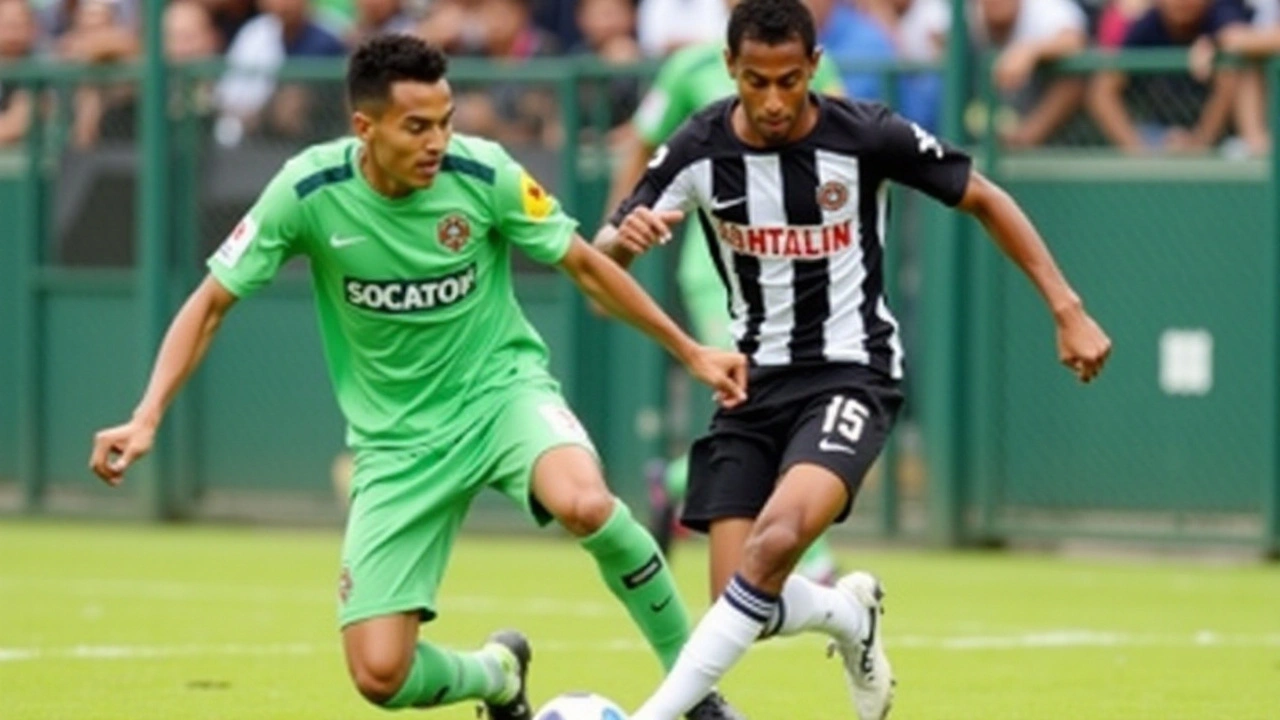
[89, 275, 239, 485]
[558, 237, 748, 406]
[956, 170, 1112, 383]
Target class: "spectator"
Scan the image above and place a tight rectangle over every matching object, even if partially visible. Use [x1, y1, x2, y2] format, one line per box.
[59, 0, 139, 149]
[347, 0, 416, 46]
[64, 1, 222, 149]
[973, 0, 1089, 148]
[453, 0, 561, 145]
[575, 0, 640, 58]
[1210, 5, 1280, 154]
[414, 0, 483, 54]
[532, 0, 584, 49]
[1088, 0, 1249, 153]
[0, 0, 38, 147]
[56, 0, 137, 62]
[192, 0, 258, 50]
[807, 0, 897, 101]
[168, 0, 222, 62]
[35, 0, 138, 40]
[214, 0, 347, 146]
[1097, 0, 1153, 47]
[573, 0, 643, 133]
[636, 0, 728, 57]
[860, 0, 949, 130]
[166, 0, 222, 123]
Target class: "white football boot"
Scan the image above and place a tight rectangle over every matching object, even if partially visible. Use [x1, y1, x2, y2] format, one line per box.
[828, 571, 894, 720]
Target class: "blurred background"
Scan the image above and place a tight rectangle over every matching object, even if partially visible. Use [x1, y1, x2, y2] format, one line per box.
[0, 0, 1278, 558]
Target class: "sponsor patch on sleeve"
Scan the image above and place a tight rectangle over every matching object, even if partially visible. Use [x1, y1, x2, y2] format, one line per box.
[519, 171, 554, 220]
[214, 215, 257, 267]
[538, 403, 591, 444]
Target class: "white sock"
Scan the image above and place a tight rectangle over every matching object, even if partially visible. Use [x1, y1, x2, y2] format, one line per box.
[631, 574, 776, 720]
[761, 574, 865, 644]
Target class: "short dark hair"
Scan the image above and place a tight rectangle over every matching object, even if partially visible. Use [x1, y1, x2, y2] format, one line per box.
[346, 34, 449, 112]
[726, 0, 817, 58]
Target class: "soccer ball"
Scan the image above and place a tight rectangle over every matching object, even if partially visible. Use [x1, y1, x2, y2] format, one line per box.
[533, 691, 629, 720]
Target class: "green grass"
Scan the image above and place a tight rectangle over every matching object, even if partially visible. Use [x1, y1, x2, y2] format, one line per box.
[1, 520, 1278, 720]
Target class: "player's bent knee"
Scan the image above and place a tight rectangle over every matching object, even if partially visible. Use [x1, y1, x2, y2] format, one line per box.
[743, 520, 805, 576]
[350, 659, 411, 706]
[346, 647, 413, 706]
[558, 489, 617, 536]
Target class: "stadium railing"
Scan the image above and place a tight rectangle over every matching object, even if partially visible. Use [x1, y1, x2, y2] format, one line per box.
[0, 51, 1276, 557]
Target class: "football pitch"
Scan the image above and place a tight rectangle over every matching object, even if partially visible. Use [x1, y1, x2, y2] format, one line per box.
[1, 520, 1277, 720]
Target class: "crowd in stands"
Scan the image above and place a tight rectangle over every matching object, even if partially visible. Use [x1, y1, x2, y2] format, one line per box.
[3, 0, 1280, 155]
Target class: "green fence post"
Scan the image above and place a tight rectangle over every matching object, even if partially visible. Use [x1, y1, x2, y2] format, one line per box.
[921, 0, 972, 546]
[1266, 58, 1280, 558]
[879, 67, 901, 538]
[137, 1, 175, 519]
[17, 77, 46, 512]
[167, 65, 202, 518]
[969, 52, 1004, 544]
[558, 65, 614, 483]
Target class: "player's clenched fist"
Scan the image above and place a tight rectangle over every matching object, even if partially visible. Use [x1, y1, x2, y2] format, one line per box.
[1055, 305, 1112, 384]
[684, 346, 749, 409]
[89, 419, 155, 485]
[614, 207, 684, 256]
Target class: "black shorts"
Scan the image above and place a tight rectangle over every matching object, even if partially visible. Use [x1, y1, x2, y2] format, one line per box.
[682, 363, 903, 533]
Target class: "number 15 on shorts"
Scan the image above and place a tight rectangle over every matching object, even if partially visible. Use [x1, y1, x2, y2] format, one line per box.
[820, 395, 870, 455]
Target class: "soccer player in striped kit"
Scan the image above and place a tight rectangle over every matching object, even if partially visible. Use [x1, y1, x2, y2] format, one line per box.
[596, 1, 1112, 718]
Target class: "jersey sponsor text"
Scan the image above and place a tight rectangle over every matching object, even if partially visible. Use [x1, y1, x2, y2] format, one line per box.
[345, 264, 477, 313]
[715, 219, 854, 259]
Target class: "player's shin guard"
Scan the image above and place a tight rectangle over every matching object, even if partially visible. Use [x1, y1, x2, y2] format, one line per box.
[383, 641, 507, 709]
[580, 500, 691, 670]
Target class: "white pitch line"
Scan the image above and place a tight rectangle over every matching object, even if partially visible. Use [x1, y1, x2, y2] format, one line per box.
[0, 643, 319, 663]
[3, 632, 1279, 664]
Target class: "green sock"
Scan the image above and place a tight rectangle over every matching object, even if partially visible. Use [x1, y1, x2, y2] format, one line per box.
[385, 641, 507, 709]
[581, 500, 691, 671]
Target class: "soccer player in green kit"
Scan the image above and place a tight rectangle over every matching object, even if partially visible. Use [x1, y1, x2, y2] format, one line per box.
[88, 35, 749, 720]
[606, 5, 845, 585]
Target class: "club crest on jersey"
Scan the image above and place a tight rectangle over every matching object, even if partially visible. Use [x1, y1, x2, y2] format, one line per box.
[437, 213, 472, 252]
[817, 181, 848, 212]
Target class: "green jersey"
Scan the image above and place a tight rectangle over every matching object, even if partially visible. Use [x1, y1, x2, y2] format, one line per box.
[208, 135, 576, 449]
[631, 43, 845, 302]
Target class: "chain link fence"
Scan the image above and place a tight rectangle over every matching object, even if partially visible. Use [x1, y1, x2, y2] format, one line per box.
[968, 49, 1251, 151]
[4, 53, 1278, 550]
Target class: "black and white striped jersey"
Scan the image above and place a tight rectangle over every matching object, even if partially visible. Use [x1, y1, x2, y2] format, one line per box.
[610, 95, 972, 378]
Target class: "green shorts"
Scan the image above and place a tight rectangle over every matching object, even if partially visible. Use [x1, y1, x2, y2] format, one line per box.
[337, 381, 596, 628]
